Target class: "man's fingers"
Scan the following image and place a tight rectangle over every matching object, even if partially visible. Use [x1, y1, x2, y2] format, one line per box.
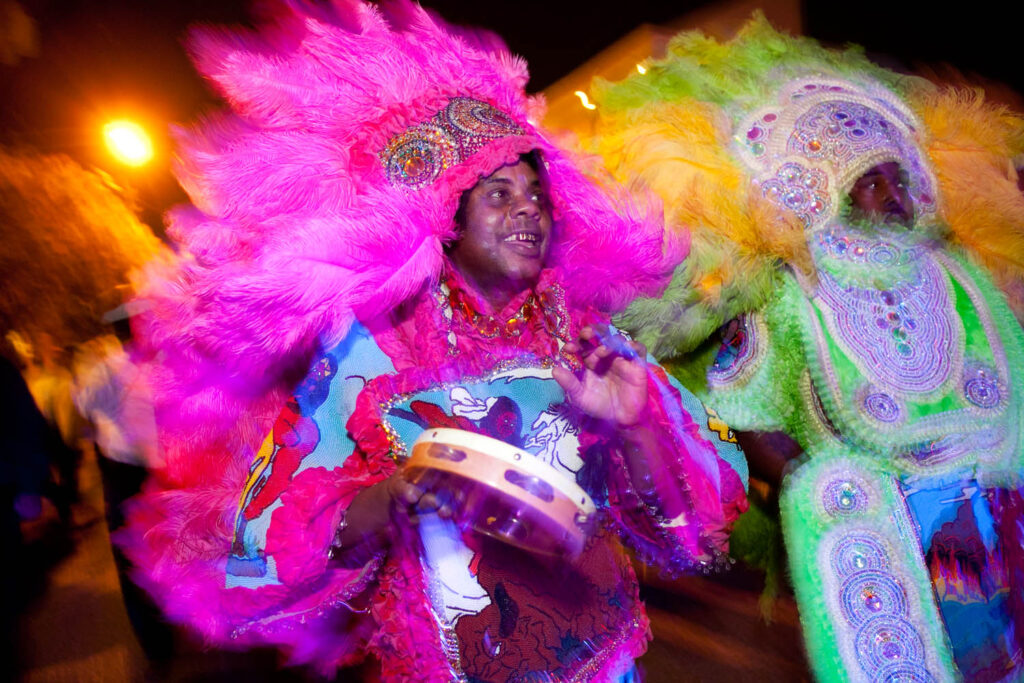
[388, 475, 426, 510]
[391, 471, 466, 523]
[552, 365, 584, 401]
[415, 492, 443, 513]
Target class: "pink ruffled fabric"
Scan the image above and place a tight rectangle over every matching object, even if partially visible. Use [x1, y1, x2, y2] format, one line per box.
[117, 455, 384, 671]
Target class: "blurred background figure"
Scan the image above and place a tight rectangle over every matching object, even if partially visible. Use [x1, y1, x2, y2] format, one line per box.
[0, 338, 52, 670]
[1, 145, 165, 678]
[1, 145, 163, 523]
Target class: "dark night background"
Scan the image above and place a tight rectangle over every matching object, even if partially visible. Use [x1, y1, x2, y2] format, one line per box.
[0, 3, 1017, 678]
[1, 0, 1018, 219]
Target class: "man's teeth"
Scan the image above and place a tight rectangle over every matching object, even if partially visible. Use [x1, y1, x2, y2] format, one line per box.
[505, 233, 539, 243]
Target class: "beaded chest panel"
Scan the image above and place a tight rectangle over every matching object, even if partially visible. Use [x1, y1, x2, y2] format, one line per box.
[802, 231, 1016, 471]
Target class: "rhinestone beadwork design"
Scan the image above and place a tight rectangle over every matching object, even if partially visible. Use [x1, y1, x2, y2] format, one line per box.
[830, 534, 889, 576]
[708, 314, 764, 387]
[742, 110, 780, 158]
[822, 478, 869, 517]
[788, 100, 905, 172]
[816, 255, 958, 398]
[381, 97, 525, 189]
[858, 388, 906, 425]
[903, 429, 1005, 468]
[854, 616, 928, 673]
[760, 162, 831, 227]
[828, 530, 935, 681]
[815, 230, 920, 269]
[961, 362, 1005, 411]
[737, 78, 940, 230]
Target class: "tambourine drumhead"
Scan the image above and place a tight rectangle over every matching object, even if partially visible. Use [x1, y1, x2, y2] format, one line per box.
[405, 428, 595, 557]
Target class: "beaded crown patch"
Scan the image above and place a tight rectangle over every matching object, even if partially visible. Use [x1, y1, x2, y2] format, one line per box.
[736, 78, 938, 230]
[380, 97, 526, 189]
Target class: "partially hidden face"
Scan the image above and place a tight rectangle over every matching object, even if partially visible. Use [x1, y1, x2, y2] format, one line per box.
[847, 161, 914, 227]
[448, 159, 553, 298]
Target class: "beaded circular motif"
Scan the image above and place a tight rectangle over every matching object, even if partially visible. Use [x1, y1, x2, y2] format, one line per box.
[839, 570, 908, 626]
[857, 387, 906, 425]
[822, 478, 869, 517]
[382, 124, 458, 189]
[876, 663, 937, 683]
[760, 162, 831, 227]
[961, 361, 1005, 412]
[830, 533, 889, 576]
[854, 615, 926, 672]
[826, 530, 933, 679]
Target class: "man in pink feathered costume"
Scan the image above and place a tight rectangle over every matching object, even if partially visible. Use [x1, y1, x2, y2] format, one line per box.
[119, 2, 748, 679]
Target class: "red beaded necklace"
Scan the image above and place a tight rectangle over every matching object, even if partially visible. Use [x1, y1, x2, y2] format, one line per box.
[436, 273, 572, 357]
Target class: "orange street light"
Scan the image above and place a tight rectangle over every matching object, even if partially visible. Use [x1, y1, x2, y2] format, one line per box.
[103, 120, 154, 167]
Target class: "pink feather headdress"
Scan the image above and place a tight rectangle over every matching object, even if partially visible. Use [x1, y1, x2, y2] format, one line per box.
[128, 0, 679, 484]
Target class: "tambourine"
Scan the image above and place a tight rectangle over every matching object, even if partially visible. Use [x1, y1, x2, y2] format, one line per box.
[404, 428, 596, 557]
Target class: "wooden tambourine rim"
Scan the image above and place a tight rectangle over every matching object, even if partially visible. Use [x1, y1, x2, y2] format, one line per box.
[408, 428, 595, 514]
[405, 428, 596, 556]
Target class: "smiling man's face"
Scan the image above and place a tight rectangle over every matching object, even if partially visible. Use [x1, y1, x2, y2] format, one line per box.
[448, 158, 553, 307]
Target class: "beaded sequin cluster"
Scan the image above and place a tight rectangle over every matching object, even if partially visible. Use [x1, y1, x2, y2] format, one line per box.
[380, 97, 525, 189]
[435, 279, 575, 368]
[802, 234, 1014, 467]
[760, 162, 832, 227]
[802, 459, 942, 681]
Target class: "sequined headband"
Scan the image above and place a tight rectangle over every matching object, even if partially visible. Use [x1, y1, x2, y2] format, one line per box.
[380, 97, 526, 189]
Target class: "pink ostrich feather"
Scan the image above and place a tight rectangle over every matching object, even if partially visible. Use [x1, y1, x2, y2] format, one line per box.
[119, 0, 682, 662]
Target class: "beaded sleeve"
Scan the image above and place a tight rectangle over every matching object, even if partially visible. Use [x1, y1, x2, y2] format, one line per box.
[700, 276, 822, 447]
[598, 363, 749, 575]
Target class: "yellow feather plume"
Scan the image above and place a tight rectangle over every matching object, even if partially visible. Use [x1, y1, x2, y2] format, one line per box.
[917, 88, 1024, 321]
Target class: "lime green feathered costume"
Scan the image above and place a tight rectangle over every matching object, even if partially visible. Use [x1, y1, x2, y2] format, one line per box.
[591, 15, 1024, 682]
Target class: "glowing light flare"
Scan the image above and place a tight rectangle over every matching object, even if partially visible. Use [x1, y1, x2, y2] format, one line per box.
[573, 91, 596, 110]
[636, 63, 647, 75]
[104, 120, 154, 167]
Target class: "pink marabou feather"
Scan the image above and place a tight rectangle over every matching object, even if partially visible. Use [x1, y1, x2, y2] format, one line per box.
[120, 0, 682, 667]
[136, 0, 678, 384]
